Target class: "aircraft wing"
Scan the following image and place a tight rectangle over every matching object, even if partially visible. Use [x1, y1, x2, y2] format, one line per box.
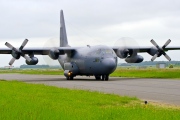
[113, 46, 180, 53]
[112, 46, 148, 53]
[113, 39, 180, 54]
[0, 47, 77, 55]
[113, 39, 180, 62]
[164, 46, 180, 51]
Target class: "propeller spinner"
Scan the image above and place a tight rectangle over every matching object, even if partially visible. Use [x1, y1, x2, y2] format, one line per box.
[5, 39, 32, 65]
[150, 39, 171, 61]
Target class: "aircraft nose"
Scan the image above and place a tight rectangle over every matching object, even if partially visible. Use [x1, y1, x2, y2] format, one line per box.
[102, 58, 117, 73]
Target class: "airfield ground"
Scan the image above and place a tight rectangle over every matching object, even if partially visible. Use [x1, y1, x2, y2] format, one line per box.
[0, 68, 180, 119]
[0, 73, 180, 106]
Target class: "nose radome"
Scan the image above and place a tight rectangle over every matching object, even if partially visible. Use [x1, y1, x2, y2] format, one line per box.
[102, 58, 116, 73]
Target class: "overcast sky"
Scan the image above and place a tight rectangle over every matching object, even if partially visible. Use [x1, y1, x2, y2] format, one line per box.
[0, 0, 180, 67]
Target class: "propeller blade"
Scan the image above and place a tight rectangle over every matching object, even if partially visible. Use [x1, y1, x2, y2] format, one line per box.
[162, 39, 171, 49]
[20, 39, 28, 50]
[9, 58, 16, 65]
[151, 54, 158, 61]
[163, 53, 171, 61]
[5, 42, 14, 49]
[150, 39, 160, 49]
[23, 55, 31, 62]
[5, 42, 19, 51]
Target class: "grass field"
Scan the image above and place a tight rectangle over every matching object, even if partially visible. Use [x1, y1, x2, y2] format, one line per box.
[0, 80, 180, 120]
[1, 68, 180, 79]
[110, 68, 180, 78]
[0, 69, 64, 75]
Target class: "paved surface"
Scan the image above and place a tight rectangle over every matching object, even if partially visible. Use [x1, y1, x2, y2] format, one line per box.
[1, 74, 180, 106]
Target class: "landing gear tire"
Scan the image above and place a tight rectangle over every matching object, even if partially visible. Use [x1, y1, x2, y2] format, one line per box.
[101, 75, 105, 81]
[70, 76, 74, 80]
[66, 76, 74, 80]
[95, 76, 101, 80]
[101, 75, 109, 81]
[66, 77, 70, 80]
[105, 75, 109, 81]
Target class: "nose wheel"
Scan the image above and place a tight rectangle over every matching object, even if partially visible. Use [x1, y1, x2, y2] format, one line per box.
[66, 76, 74, 80]
[95, 76, 101, 80]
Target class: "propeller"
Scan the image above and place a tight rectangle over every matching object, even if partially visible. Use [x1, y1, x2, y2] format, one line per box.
[5, 39, 32, 65]
[150, 39, 171, 61]
[43, 38, 60, 66]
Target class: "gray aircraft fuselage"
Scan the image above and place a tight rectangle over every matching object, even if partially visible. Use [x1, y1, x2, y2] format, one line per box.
[58, 45, 117, 76]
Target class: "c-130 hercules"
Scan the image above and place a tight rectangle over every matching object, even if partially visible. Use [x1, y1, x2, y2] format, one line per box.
[1, 10, 180, 80]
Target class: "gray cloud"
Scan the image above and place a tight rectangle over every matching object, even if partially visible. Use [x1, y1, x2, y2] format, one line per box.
[0, 0, 180, 66]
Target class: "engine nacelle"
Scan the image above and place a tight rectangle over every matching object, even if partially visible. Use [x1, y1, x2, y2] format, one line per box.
[147, 47, 158, 56]
[125, 55, 144, 63]
[26, 57, 38, 65]
[116, 48, 129, 58]
[48, 49, 59, 60]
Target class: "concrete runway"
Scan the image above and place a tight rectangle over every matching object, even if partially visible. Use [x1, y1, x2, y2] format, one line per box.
[1, 74, 180, 106]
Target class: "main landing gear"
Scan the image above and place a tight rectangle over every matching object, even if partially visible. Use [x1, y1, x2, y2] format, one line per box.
[95, 75, 109, 81]
[66, 76, 74, 80]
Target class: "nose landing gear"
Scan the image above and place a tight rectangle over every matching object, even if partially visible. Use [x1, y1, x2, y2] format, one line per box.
[64, 70, 74, 80]
[66, 76, 74, 80]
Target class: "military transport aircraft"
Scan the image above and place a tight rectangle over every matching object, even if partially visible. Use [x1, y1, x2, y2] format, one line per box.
[0, 10, 180, 81]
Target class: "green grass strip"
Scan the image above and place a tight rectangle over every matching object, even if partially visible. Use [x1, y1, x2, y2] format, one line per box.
[0, 80, 180, 120]
[111, 68, 180, 78]
[0, 69, 64, 75]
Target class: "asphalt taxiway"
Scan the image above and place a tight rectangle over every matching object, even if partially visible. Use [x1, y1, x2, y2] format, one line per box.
[1, 74, 180, 105]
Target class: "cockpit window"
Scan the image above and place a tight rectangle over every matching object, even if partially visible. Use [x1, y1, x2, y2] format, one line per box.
[102, 49, 113, 54]
[90, 49, 115, 56]
[96, 49, 113, 55]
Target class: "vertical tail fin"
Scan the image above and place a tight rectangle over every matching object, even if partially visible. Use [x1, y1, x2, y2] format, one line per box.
[60, 10, 70, 47]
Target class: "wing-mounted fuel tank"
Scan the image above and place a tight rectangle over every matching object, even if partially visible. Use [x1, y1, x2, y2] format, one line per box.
[26, 57, 38, 65]
[125, 55, 144, 63]
[147, 47, 158, 56]
[64, 62, 79, 77]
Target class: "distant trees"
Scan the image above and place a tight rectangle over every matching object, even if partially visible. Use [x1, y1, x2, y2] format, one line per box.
[20, 65, 50, 68]
[169, 64, 173, 68]
[20, 65, 62, 69]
